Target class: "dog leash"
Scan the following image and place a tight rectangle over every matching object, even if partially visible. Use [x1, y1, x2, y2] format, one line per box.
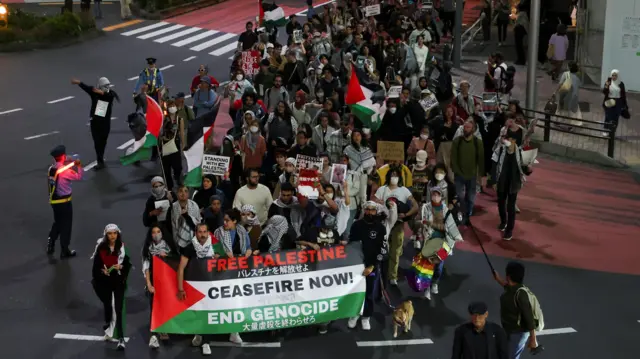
[467, 219, 495, 273]
[377, 266, 396, 310]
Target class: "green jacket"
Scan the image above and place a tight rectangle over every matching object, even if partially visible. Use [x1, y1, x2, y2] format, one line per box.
[451, 136, 485, 180]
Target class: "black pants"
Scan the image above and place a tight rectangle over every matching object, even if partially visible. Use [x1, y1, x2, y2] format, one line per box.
[482, 20, 491, 41]
[49, 201, 73, 251]
[161, 152, 183, 190]
[362, 273, 379, 318]
[442, 11, 455, 36]
[90, 118, 111, 164]
[514, 25, 527, 64]
[497, 20, 509, 42]
[497, 191, 518, 232]
[93, 280, 126, 339]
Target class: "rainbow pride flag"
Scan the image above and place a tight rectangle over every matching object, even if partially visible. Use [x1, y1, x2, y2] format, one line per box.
[406, 254, 436, 292]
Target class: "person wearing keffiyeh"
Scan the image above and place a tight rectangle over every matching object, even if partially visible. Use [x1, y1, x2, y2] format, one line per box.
[90, 224, 131, 350]
[141, 225, 177, 349]
[213, 208, 252, 258]
[254, 215, 289, 254]
[268, 182, 306, 248]
[143, 176, 174, 228]
[170, 185, 202, 251]
[240, 204, 262, 250]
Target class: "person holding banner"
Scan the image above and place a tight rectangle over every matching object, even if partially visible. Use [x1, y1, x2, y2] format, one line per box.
[160, 98, 185, 191]
[90, 224, 131, 350]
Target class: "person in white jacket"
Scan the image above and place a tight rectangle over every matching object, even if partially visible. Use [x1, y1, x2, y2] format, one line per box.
[411, 35, 430, 89]
[419, 187, 463, 300]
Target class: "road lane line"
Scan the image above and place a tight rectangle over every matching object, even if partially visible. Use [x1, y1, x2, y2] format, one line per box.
[121, 22, 169, 36]
[296, 0, 335, 16]
[172, 30, 219, 47]
[190, 33, 236, 52]
[54, 333, 129, 342]
[47, 96, 75, 104]
[102, 19, 144, 32]
[356, 339, 434, 347]
[84, 161, 98, 171]
[229, 55, 235, 59]
[118, 139, 135, 150]
[128, 76, 139, 81]
[183, 56, 197, 62]
[208, 341, 281, 348]
[184, 94, 192, 99]
[24, 131, 60, 140]
[536, 327, 577, 336]
[155, 27, 202, 43]
[210, 42, 238, 56]
[137, 24, 186, 40]
[0, 108, 23, 115]
[111, 117, 117, 120]
[159, 65, 175, 71]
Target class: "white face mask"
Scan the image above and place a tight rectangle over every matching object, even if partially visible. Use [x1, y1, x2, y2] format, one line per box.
[325, 193, 334, 199]
[168, 106, 177, 114]
[420, 134, 428, 140]
[389, 108, 397, 114]
[250, 126, 259, 133]
[236, 74, 244, 81]
[435, 173, 445, 181]
[390, 176, 399, 186]
[503, 140, 512, 147]
[152, 233, 163, 243]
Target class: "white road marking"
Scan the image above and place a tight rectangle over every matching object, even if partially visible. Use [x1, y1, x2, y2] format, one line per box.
[229, 55, 235, 60]
[536, 327, 577, 336]
[159, 64, 175, 71]
[137, 24, 186, 40]
[128, 76, 139, 81]
[184, 94, 192, 99]
[155, 27, 202, 43]
[296, 0, 335, 16]
[356, 339, 434, 347]
[0, 108, 23, 115]
[121, 21, 169, 36]
[54, 333, 129, 342]
[210, 42, 238, 56]
[208, 341, 281, 348]
[183, 56, 197, 62]
[47, 96, 74, 104]
[117, 139, 135, 150]
[172, 30, 219, 47]
[190, 33, 236, 52]
[111, 117, 117, 120]
[24, 131, 60, 140]
[84, 161, 98, 171]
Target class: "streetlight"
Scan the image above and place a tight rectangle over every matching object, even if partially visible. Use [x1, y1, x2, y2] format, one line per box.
[0, 4, 8, 29]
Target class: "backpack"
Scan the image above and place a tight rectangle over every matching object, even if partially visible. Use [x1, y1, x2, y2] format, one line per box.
[515, 286, 545, 332]
[499, 64, 516, 94]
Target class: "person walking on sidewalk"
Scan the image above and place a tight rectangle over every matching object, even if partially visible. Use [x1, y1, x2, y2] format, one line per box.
[547, 24, 569, 81]
[120, 0, 133, 20]
[496, 0, 510, 47]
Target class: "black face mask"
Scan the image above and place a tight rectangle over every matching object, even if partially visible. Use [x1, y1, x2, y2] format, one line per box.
[364, 214, 375, 223]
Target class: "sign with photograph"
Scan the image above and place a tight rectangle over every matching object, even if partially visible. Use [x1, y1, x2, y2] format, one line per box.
[296, 155, 324, 199]
[293, 30, 303, 44]
[202, 154, 230, 176]
[330, 164, 347, 185]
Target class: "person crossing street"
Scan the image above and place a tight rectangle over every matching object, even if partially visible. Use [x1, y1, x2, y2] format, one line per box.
[47, 145, 83, 258]
[134, 57, 165, 102]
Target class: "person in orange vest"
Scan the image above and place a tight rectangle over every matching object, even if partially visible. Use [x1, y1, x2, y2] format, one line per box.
[47, 145, 83, 258]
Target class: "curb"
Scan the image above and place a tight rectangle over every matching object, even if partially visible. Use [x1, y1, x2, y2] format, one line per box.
[531, 140, 627, 169]
[0, 29, 104, 52]
[132, 0, 229, 20]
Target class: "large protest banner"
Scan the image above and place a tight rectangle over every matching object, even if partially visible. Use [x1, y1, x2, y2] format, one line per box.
[151, 243, 366, 334]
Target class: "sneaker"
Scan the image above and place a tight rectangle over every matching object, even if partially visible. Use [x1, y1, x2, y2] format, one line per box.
[413, 240, 422, 249]
[431, 283, 439, 294]
[192, 335, 203, 347]
[389, 279, 398, 286]
[229, 332, 242, 344]
[347, 316, 359, 329]
[149, 335, 160, 349]
[423, 287, 432, 300]
[94, 162, 106, 170]
[497, 222, 507, 231]
[117, 339, 125, 350]
[60, 249, 77, 259]
[202, 343, 212, 355]
[515, 204, 521, 213]
[503, 231, 513, 241]
[318, 325, 328, 334]
[410, 235, 416, 241]
[361, 317, 371, 331]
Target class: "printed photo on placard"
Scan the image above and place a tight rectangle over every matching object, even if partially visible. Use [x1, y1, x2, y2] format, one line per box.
[330, 164, 347, 185]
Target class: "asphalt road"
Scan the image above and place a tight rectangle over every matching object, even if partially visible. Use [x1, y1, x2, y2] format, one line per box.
[1, 4, 639, 359]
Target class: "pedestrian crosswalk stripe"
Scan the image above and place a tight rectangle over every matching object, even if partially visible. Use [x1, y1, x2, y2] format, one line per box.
[210, 42, 238, 56]
[121, 21, 169, 36]
[171, 30, 219, 47]
[154, 27, 202, 43]
[190, 33, 236, 52]
[137, 24, 186, 40]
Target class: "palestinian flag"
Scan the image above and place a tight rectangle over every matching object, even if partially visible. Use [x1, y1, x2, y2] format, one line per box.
[184, 126, 214, 188]
[120, 96, 163, 165]
[345, 64, 387, 132]
[150, 244, 366, 334]
[260, 1, 287, 27]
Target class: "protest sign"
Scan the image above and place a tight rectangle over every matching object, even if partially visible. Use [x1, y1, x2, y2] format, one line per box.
[421, 0, 433, 9]
[330, 164, 347, 185]
[296, 155, 323, 199]
[419, 96, 439, 112]
[202, 154, 230, 176]
[364, 4, 380, 16]
[482, 92, 499, 113]
[377, 141, 405, 162]
[150, 243, 366, 334]
[293, 30, 303, 44]
[387, 86, 402, 98]
[241, 50, 260, 77]
[521, 148, 538, 166]
[296, 155, 323, 172]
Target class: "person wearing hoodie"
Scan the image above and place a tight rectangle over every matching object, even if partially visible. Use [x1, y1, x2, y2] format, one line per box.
[300, 67, 319, 100]
[433, 60, 455, 105]
[407, 124, 437, 167]
[202, 195, 224, 232]
[239, 118, 267, 171]
[143, 176, 175, 230]
[269, 182, 306, 246]
[192, 77, 217, 117]
[253, 59, 275, 100]
[312, 111, 337, 153]
[192, 174, 223, 211]
[71, 77, 120, 170]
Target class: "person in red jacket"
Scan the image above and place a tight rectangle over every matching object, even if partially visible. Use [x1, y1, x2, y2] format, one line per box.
[190, 65, 219, 96]
[453, 80, 480, 121]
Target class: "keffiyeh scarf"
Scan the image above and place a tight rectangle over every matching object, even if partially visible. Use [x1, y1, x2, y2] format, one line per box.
[214, 225, 249, 255]
[262, 215, 289, 253]
[192, 235, 214, 258]
[241, 204, 260, 226]
[171, 200, 201, 248]
[273, 197, 305, 236]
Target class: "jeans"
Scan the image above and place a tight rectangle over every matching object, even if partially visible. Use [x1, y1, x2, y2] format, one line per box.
[454, 175, 477, 219]
[508, 331, 530, 359]
[497, 20, 509, 42]
[431, 260, 445, 285]
[93, 1, 102, 18]
[363, 270, 380, 317]
[604, 102, 622, 133]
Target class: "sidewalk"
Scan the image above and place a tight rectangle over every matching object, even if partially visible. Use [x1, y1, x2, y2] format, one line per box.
[439, 25, 640, 165]
[8, 2, 126, 29]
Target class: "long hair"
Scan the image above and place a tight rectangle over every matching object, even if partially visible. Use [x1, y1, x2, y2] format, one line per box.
[97, 232, 124, 255]
[141, 225, 178, 261]
[385, 166, 404, 187]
